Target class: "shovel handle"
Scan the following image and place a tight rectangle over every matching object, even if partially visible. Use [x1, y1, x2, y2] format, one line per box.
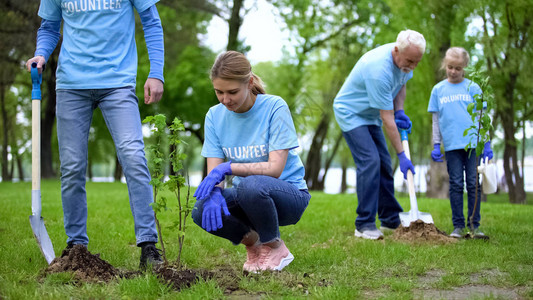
[398, 123, 419, 214]
[31, 64, 41, 192]
[31, 62, 42, 101]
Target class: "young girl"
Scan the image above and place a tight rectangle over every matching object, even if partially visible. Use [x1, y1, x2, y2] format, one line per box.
[427, 47, 493, 238]
[192, 51, 311, 272]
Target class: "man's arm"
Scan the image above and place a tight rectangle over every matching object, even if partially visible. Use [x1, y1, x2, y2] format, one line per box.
[139, 5, 164, 104]
[393, 85, 406, 111]
[26, 19, 61, 72]
[380, 110, 403, 154]
[392, 85, 412, 129]
[382, 109, 416, 178]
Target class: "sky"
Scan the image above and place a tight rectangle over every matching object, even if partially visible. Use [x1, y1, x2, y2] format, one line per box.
[201, 0, 292, 64]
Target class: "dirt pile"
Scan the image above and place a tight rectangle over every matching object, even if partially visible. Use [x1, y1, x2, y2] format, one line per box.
[393, 220, 456, 244]
[156, 267, 200, 290]
[45, 245, 120, 282]
[156, 266, 239, 292]
[43, 246, 240, 292]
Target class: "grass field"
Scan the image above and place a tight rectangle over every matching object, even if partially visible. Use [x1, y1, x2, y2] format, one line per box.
[1, 180, 532, 299]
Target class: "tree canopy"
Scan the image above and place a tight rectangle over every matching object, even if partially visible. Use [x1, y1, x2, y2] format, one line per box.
[1, 0, 531, 203]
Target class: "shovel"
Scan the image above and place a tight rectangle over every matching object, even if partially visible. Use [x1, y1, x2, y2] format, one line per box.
[397, 123, 434, 227]
[29, 62, 55, 264]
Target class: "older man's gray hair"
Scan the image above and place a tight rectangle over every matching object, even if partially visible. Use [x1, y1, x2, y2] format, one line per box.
[396, 30, 426, 53]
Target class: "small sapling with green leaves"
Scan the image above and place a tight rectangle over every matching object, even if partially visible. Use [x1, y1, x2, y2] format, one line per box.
[143, 114, 192, 268]
[463, 66, 495, 233]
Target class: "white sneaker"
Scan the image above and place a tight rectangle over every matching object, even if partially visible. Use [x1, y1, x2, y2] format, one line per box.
[354, 228, 384, 240]
[450, 228, 465, 238]
[380, 226, 396, 234]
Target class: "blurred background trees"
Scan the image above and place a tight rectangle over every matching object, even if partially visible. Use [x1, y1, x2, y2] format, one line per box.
[1, 0, 531, 203]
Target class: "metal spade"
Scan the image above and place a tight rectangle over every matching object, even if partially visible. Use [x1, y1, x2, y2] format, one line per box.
[398, 123, 434, 227]
[29, 62, 55, 264]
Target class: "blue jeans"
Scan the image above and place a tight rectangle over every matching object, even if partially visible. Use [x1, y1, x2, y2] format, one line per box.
[192, 175, 311, 244]
[56, 87, 158, 246]
[445, 149, 481, 229]
[342, 125, 403, 231]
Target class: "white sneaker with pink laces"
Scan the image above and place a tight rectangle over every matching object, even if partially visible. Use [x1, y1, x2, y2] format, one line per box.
[243, 245, 261, 272]
[258, 240, 294, 271]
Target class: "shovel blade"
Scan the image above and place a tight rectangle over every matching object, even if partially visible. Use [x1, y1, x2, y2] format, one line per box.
[29, 215, 55, 264]
[399, 211, 434, 227]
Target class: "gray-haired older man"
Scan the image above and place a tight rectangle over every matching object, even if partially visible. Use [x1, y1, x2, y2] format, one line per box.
[333, 30, 426, 240]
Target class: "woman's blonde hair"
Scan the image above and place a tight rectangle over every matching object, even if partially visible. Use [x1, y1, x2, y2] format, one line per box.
[210, 51, 265, 95]
[441, 47, 470, 71]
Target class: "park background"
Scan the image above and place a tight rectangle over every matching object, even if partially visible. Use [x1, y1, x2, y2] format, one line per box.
[1, 1, 533, 299]
[1, 0, 532, 204]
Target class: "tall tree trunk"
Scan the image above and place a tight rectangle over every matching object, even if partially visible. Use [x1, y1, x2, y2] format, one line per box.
[41, 50, 59, 178]
[304, 114, 330, 190]
[16, 153, 24, 181]
[426, 160, 449, 199]
[521, 120, 526, 176]
[114, 155, 123, 182]
[425, 0, 457, 199]
[87, 157, 93, 181]
[226, 0, 244, 51]
[316, 132, 343, 190]
[501, 73, 526, 204]
[9, 155, 14, 179]
[0, 85, 10, 181]
[341, 161, 348, 194]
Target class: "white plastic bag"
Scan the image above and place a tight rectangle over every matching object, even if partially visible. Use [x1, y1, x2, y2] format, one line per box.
[478, 160, 497, 194]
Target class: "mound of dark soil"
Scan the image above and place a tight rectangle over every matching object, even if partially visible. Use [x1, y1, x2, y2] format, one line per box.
[44, 245, 240, 292]
[156, 266, 200, 290]
[393, 220, 456, 244]
[156, 265, 239, 292]
[44, 245, 238, 291]
[45, 245, 119, 282]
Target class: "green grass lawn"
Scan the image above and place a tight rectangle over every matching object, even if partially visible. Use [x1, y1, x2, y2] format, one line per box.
[1, 180, 532, 299]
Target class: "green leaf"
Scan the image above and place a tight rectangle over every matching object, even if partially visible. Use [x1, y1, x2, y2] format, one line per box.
[142, 116, 154, 124]
[467, 102, 475, 115]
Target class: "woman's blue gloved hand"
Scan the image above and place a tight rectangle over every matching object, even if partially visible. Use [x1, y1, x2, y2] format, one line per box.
[201, 187, 231, 232]
[431, 143, 444, 162]
[194, 161, 232, 200]
[394, 110, 411, 130]
[482, 141, 493, 162]
[397, 151, 415, 179]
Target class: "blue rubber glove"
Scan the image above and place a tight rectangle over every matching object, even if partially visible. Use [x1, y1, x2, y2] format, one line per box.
[397, 151, 415, 179]
[431, 143, 444, 162]
[482, 141, 493, 162]
[201, 187, 231, 232]
[394, 110, 411, 130]
[194, 161, 232, 200]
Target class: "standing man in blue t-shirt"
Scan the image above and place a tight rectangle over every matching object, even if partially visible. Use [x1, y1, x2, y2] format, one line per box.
[333, 30, 426, 240]
[26, 0, 165, 269]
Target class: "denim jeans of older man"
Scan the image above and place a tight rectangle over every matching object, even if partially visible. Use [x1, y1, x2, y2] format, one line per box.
[445, 149, 481, 229]
[342, 125, 403, 231]
[192, 175, 311, 245]
[56, 87, 158, 246]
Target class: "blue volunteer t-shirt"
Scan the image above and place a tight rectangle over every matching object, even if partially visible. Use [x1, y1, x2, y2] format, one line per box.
[333, 43, 413, 132]
[38, 0, 158, 89]
[202, 94, 307, 190]
[427, 79, 483, 151]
